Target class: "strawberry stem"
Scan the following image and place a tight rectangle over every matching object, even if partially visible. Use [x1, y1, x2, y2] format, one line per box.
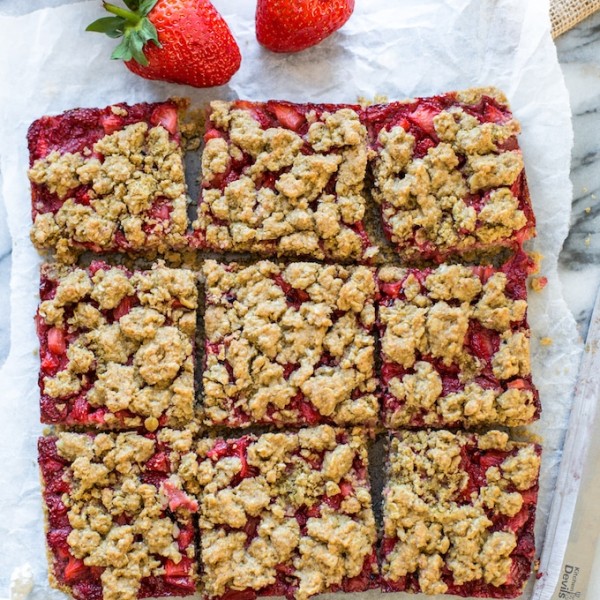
[102, 2, 140, 24]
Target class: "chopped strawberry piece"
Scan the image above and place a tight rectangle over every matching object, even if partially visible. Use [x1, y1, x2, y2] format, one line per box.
[408, 104, 440, 138]
[100, 113, 123, 134]
[339, 481, 354, 497]
[507, 378, 531, 391]
[70, 396, 89, 422]
[235, 102, 271, 128]
[149, 202, 171, 221]
[146, 451, 170, 473]
[324, 493, 343, 510]
[47, 327, 66, 355]
[520, 488, 538, 504]
[164, 556, 193, 578]
[483, 102, 508, 124]
[204, 128, 223, 141]
[299, 399, 321, 425]
[150, 105, 178, 136]
[380, 281, 404, 298]
[112, 296, 135, 321]
[270, 103, 305, 131]
[381, 362, 405, 382]
[64, 556, 88, 583]
[479, 450, 506, 471]
[381, 537, 397, 556]
[161, 480, 198, 512]
[467, 324, 498, 361]
[207, 439, 230, 461]
[506, 506, 530, 533]
[177, 525, 195, 551]
[41, 351, 60, 373]
[306, 504, 321, 518]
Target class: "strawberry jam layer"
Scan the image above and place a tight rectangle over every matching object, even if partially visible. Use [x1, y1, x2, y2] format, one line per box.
[198, 428, 378, 599]
[38, 432, 197, 600]
[381, 431, 540, 598]
[365, 88, 536, 263]
[377, 251, 540, 429]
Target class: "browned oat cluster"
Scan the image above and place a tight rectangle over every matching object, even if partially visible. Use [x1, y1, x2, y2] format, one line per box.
[193, 426, 378, 600]
[37, 261, 197, 429]
[381, 430, 541, 596]
[192, 100, 378, 262]
[202, 259, 378, 427]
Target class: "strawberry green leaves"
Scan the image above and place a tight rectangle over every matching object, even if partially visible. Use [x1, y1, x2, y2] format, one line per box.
[86, 1, 160, 67]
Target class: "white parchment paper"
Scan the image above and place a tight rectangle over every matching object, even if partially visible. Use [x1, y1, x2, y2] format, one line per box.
[0, 0, 583, 598]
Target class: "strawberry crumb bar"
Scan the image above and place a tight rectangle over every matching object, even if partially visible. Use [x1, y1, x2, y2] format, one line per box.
[381, 430, 541, 597]
[202, 260, 379, 427]
[367, 87, 535, 262]
[38, 428, 199, 600]
[193, 426, 378, 600]
[192, 100, 378, 262]
[378, 251, 540, 428]
[28, 101, 188, 262]
[36, 261, 197, 429]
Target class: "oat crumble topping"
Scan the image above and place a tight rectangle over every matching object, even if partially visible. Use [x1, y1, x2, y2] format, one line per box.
[378, 257, 538, 428]
[381, 430, 541, 595]
[368, 88, 535, 261]
[195, 426, 377, 600]
[202, 260, 378, 427]
[28, 103, 188, 262]
[39, 428, 199, 600]
[37, 262, 197, 429]
[193, 101, 378, 262]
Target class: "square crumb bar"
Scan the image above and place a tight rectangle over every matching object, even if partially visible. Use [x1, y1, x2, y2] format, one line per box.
[381, 430, 540, 597]
[37, 261, 197, 429]
[378, 251, 539, 428]
[194, 426, 378, 600]
[202, 260, 379, 427]
[367, 87, 535, 262]
[192, 100, 378, 262]
[28, 101, 188, 262]
[38, 428, 199, 600]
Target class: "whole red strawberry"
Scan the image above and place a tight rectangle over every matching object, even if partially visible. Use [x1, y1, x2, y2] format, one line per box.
[256, 0, 355, 53]
[87, 0, 241, 88]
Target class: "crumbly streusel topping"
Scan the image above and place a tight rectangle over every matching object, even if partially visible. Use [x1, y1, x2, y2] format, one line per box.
[53, 429, 198, 600]
[202, 260, 378, 427]
[378, 263, 535, 427]
[29, 116, 188, 262]
[193, 101, 377, 261]
[39, 262, 197, 428]
[194, 426, 377, 600]
[382, 430, 540, 594]
[371, 94, 528, 257]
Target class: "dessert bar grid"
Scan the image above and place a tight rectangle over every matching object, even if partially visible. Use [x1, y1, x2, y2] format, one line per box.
[29, 87, 543, 600]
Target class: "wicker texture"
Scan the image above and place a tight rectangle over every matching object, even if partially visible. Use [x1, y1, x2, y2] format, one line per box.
[551, 0, 600, 37]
